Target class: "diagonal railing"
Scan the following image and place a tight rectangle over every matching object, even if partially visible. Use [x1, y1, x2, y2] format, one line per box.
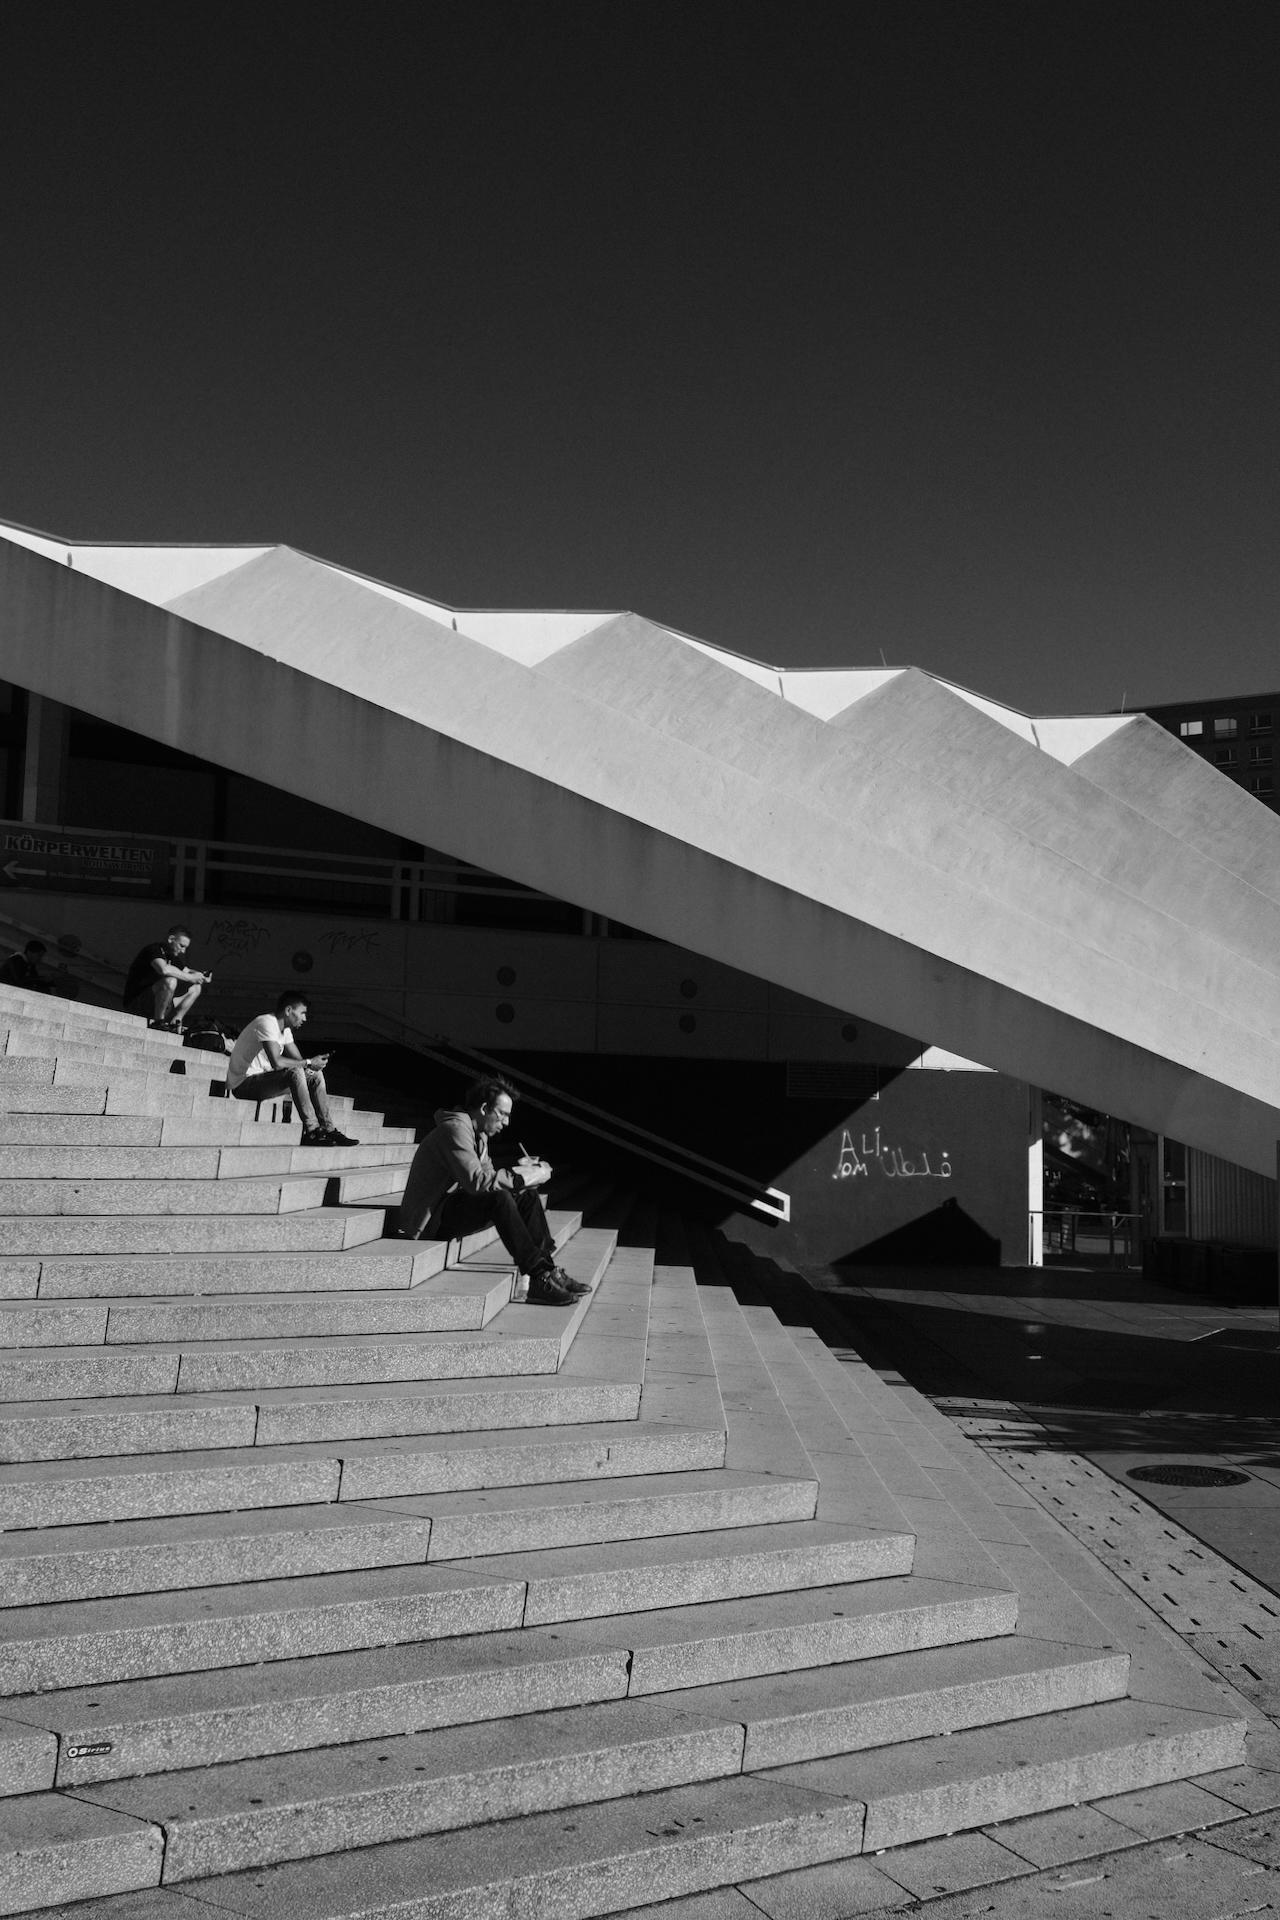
[0, 908, 790, 1223]
[341, 1002, 790, 1224]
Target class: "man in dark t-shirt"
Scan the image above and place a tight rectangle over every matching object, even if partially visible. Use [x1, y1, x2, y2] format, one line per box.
[122, 924, 211, 1029]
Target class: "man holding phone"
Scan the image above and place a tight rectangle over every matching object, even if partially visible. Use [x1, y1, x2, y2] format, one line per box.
[397, 1075, 587, 1305]
[226, 991, 357, 1147]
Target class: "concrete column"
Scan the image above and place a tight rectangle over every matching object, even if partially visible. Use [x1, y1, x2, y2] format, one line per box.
[21, 694, 68, 825]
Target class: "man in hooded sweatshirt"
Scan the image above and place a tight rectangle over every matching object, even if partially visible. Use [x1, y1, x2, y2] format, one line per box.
[397, 1074, 589, 1305]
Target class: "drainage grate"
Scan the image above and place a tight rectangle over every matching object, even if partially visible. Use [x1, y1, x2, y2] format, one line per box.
[1127, 1463, 1250, 1488]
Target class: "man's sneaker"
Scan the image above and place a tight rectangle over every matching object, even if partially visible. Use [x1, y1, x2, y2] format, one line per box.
[322, 1128, 360, 1146]
[525, 1269, 578, 1305]
[147, 1018, 180, 1032]
[528, 1265, 590, 1302]
[299, 1126, 330, 1147]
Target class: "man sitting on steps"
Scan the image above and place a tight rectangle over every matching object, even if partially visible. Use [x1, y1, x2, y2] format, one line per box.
[122, 924, 211, 1030]
[398, 1075, 588, 1305]
[226, 991, 358, 1148]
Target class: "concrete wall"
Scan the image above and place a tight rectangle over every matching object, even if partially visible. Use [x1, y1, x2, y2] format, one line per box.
[0, 884, 918, 1066]
[727, 1069, 1035, 1268]
[4, 534, 1280, 1177]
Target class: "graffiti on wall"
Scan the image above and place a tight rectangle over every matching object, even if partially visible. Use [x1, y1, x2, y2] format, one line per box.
[318, 928, 381, 957]
[834, 1126, 953, 1182]
[207, 919, 270, 962]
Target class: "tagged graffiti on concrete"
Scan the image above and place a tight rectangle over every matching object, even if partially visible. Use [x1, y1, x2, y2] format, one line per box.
[318, 928, 381, 956]
[207, 919, 270, 960]
[834, 1126, 952, 1182]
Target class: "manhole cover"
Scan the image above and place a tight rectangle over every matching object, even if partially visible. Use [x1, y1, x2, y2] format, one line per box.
[1127, 1463, 1250, 1488]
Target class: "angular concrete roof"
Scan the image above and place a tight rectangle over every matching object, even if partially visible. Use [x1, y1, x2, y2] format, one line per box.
[2, 519, 1277, 1175]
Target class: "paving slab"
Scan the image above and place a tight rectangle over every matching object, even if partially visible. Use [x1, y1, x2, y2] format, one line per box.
[1190, 1760, 1280, 1814]
[871, 1831, 1033, 1899]
[983, 1802, 1144, 1866]
[1091, 1775, 1251, 1839]
[738, 1856, 915, 1916]
[849, 1832, 1280, 1919]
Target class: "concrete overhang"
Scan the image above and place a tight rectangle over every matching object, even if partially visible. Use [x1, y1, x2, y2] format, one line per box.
[2, 521, 1277, 1176]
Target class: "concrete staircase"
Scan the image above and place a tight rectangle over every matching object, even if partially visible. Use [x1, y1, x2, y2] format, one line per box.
[0, 987, 1248, 1918]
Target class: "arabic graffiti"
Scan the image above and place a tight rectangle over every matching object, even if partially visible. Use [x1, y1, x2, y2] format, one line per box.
[834, 1127, 952, 1182]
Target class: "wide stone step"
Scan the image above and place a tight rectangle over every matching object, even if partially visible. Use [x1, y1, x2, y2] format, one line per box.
[0, 1171, 333, 1216]
[70, 1633, 1133, 1885]
[0, 1326, 570, 1400]
[1, 1018, 197, 1059]
[0, 1048, 226, 1089]
[0, 1207, 387, 1256]
[0, 1076, 217, 1115]
[768, 1694, 1247, 1849]
[9, 1521, 913, 1781]
[0, 1418, 726, 1528]
[0, 1111, 306, 1145]
[0, 1561, 531, 1693]
[0, 1374, 640, 1463]
[0, 1789, 163, 1915]
[0, 1501, 436, 1607]
[121, 1697, 1241, 1920]
[2, 1240, 477, 1303]
[373, 1466, 821, 1564]
[0, 1468, 834, 1614]
[0, 1275, 509, 1346]
[332, 1162, 410, 1203]
[0, 1141, 414, 1176]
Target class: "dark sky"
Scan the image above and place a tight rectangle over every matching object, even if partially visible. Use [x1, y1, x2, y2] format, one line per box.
[3, 4, 1278, 714]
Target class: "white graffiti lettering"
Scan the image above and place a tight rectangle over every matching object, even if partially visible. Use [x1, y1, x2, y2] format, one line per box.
[833, 1126, 952, 1182]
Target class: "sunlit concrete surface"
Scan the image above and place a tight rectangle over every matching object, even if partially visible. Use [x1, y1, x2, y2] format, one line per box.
[2, 518, 1278, 1176]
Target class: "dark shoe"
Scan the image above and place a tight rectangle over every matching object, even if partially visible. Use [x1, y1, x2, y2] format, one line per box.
[528, 1265, 589, 1302]
[525, 1269, 576, 1305]
[147, 1018, 181, 1032]
[549, 1266, 591, 1297]
[299, 1126, 330, 1147]
[322, 1128, 360, 1147]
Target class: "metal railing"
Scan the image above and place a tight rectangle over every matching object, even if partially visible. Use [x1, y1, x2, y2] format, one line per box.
[0, 813, 591, 928]
[339, 1004, 791, 1224]
[1035, 1210, 1143, 1268]
[0, 914, 791, 1224]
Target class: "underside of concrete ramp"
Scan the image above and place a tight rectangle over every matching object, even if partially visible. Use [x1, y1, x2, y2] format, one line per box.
[2, 521, 1278, 1173]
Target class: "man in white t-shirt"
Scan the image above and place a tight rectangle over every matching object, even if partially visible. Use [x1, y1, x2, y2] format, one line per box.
[226, 992, 357, 1147]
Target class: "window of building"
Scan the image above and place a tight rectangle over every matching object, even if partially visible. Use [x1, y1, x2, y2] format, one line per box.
[1178, 719, 1203, 737]
[1213, 717, 1239, 737]
[1216, 747, 1238, 766]
[1250, 711, 1273, 733]
[1247, 773, 1274, 795]
[1249, 744, 1272, 765]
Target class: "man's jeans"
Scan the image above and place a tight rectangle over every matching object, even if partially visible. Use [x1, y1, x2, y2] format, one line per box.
[231, 1064, 333, 1131]
[426, 1187, 554, 1275]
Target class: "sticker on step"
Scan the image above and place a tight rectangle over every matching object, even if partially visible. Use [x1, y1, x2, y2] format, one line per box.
[66, 1741, 113, 1758]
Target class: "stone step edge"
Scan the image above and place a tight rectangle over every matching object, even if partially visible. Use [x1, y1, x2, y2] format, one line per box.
[23, 1695, 1245, 1911]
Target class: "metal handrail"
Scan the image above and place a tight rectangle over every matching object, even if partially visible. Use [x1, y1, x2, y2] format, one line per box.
[339, 1001, 790, 1224]
[0, 916, 791, 1223]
